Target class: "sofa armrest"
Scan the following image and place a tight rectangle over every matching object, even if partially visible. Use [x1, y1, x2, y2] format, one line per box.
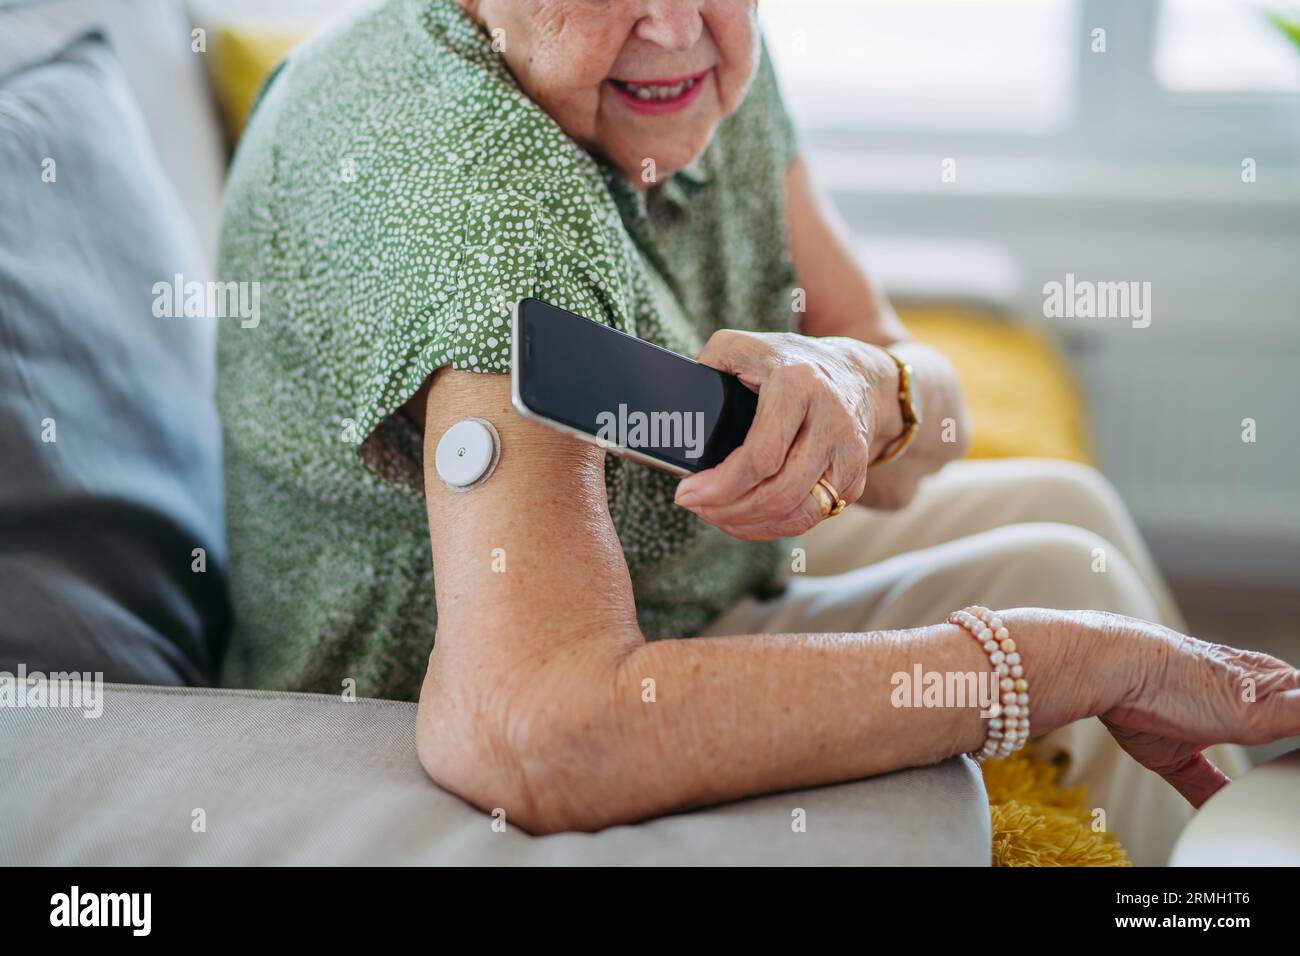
[0, 681, 991, 865]
[1170, 748, 1300, 866]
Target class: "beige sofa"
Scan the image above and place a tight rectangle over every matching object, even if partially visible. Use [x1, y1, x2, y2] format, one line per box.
[1, 681, 990, 865]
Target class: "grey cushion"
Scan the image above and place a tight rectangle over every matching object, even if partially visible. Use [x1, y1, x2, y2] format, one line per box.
[0, 0, 228, 265]
[0, 681, 991, 864]
[0, 33, 228, 685]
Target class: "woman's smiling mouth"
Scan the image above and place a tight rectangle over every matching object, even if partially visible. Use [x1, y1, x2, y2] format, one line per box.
[608, 69, 711, 115]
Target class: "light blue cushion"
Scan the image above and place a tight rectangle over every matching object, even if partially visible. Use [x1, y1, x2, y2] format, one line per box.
[0, 32, 228, 683]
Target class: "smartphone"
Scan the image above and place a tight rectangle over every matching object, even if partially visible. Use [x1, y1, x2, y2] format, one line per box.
[511, 297, 757, 476]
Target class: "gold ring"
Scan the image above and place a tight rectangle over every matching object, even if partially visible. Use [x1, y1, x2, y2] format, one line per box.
[811, 477, 847, 518]
[819, 478, 847, 516]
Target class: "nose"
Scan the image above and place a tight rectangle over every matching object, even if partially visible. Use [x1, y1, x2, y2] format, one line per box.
[634, 0, 703, 52]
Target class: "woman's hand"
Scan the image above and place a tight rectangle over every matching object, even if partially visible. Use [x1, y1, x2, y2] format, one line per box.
[1022, 608, 1300, 808]
[1097, 617, 1300, 807]
[672, 329, 904, 541]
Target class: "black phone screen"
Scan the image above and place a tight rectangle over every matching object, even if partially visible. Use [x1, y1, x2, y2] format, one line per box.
[513, 298, 756, 473]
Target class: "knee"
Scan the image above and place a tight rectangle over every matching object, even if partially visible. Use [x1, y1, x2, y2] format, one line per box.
[1019, 460, 1129, 536]
[989, 522, 1156, 618]
[1005, 521, 1113, 579]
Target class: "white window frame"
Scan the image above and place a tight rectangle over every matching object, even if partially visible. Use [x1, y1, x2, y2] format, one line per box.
[794, 0, 1300, 170]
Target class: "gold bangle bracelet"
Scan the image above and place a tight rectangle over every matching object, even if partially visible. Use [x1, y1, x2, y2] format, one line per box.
[871, 347, 922, 467]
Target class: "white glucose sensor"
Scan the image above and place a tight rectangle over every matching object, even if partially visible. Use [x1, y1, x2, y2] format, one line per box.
[434, 418, 500, 490]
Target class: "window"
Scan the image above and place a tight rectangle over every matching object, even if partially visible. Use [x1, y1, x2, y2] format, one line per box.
[1154, 0, 1300, 93]
[760, 0, 1079, 133]
[764, 0, 1300, 169]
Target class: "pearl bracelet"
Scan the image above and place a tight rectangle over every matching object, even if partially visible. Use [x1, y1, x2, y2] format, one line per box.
[948, 606, 1030, 762]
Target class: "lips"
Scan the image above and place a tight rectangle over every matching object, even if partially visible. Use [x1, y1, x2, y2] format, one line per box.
[607, 69, 710, 115]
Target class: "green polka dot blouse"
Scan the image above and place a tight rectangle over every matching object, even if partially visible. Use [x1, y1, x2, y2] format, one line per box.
[216, 0, 801, 700]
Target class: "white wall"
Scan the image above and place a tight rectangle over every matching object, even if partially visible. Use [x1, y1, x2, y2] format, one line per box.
[813, 150, 1300, 583]
[775, 0, 1300, 584]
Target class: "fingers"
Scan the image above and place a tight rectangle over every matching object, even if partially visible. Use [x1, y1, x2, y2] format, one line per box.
[677, 329, 875, 540]
[1156, 751, 1231, 809]
[1251, 685, 1300, 745]
[1205, 647, 1300, 745]
[1283, 686, 1300, 728]
[688, 408, 866, 534]
[687, 420, 825, 537]
[695, 328, 766, 385]
[1104, 720, 1233, 810]
[674, 373, 806, 509]
[830, 428, 870, 505]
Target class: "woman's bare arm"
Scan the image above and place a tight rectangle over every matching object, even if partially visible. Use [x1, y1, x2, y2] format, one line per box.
[412, 370, 1110, 833]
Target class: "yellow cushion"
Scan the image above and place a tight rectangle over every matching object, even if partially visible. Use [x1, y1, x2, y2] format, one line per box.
[898, 305, 1093, 464]
[983, 747, 1128, 865]
[209, 26, 312, 142]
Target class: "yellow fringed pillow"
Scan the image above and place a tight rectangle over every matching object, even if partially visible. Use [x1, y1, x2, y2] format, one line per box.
[208, 25, 314, 142]
[983, 748, 1129, 866]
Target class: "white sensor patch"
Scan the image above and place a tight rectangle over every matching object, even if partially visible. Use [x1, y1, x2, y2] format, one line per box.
[434, 418, 500, 491]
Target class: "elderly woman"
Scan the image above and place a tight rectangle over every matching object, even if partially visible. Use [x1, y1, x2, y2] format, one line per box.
[217, 0, 1298, 865]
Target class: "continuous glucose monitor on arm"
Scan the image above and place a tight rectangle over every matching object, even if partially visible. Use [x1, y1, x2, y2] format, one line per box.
[433, 417, 500, 491]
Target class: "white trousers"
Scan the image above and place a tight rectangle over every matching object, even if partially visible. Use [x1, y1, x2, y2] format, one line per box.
[702, 458, 1249, 866]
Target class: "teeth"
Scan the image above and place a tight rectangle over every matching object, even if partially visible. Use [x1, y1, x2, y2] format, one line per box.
[622, 77, 697, 101]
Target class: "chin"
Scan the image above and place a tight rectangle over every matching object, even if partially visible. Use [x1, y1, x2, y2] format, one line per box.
[609, 134, 713, 184]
